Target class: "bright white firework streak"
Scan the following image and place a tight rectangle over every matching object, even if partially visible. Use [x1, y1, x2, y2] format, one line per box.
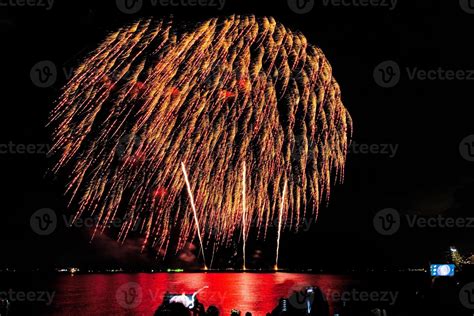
[242, 162, 247, 270]
[275, 180, 287, 270]
[181, 162, 207, 269]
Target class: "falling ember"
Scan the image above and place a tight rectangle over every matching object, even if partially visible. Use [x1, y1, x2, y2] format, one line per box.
[275, 180, 287, 270]
[242, 162, 247, 270]
[48, 16, 352, 262]
[181, 162, 208, 269]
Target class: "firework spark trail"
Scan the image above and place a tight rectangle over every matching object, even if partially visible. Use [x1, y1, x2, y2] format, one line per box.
[242, 162, 247, 270]
[275, 180, 287, 270]
[181, 162, 207, 269]
[49, 16, 352, 261]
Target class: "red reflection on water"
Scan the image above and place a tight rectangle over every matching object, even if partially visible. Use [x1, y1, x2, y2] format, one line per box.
[50, 273, 355, 316]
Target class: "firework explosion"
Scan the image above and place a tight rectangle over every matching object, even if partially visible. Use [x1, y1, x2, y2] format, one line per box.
[49, 15, 352, 266]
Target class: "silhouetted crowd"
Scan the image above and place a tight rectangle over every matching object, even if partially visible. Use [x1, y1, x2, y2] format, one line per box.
[154, 277, 474, 316]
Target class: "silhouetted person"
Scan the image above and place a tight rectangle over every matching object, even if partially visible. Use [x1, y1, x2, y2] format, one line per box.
[194, 299, 206, 316]
[245, 312, 252, 316]
[230, 309, 241, 316]
[272, 287, 329, 316]
[309, 287, 329, 316]
[271, 298, 290, 316]
[207, 305, 220, 316]
[155, 302, 191, 316]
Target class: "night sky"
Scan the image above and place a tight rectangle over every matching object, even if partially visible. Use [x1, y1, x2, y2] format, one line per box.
[1, 0, 473, 270]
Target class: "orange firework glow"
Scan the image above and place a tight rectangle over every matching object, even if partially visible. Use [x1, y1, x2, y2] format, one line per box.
[48, 15, 352, 263]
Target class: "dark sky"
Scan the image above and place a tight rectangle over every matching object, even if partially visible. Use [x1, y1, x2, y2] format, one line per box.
[1, 0, 473, 270]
